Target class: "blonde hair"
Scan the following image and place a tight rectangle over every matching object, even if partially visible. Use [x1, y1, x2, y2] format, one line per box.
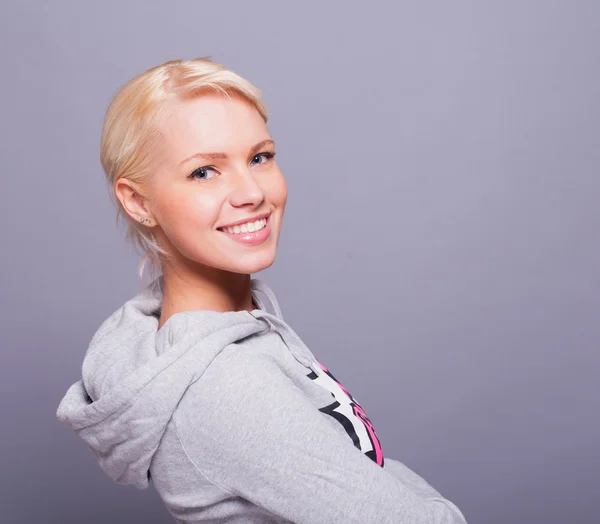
[100, 57, 269, 287]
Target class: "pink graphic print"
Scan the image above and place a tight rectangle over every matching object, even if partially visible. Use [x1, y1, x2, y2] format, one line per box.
[308, 360, 384, 467]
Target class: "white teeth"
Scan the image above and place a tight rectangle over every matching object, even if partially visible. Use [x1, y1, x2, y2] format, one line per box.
[224, 217, 267, 235]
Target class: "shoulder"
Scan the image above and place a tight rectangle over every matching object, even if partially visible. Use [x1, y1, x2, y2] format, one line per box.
[202, 340, 289, 389]
[174, 343, 298, 429]
[172, 343, 318, 450]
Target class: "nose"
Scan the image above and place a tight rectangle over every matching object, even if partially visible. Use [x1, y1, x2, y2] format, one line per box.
[227, 165, 265, 207]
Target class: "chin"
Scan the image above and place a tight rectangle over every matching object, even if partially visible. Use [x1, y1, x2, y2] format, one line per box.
[207, 244, 277, 275]
[234, 251, 277, 275]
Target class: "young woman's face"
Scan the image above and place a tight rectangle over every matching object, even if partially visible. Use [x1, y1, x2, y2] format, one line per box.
[147, 92, 287, 275]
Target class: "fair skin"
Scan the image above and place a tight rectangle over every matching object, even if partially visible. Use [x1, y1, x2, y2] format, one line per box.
[115, 92, 288, 330]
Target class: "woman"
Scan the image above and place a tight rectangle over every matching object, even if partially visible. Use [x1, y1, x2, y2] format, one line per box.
[56, 57, 468, 524]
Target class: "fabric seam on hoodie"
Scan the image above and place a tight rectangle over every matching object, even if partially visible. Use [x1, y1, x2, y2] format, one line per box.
[171, 415, 237, 498]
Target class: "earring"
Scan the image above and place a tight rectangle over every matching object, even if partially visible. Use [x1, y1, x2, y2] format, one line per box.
[140, 217, 152, 225]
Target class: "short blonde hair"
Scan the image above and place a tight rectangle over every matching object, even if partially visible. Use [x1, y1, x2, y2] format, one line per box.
[100, 57, 269, 285]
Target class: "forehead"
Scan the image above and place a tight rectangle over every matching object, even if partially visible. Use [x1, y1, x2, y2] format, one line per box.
[158, 93, 267, 153]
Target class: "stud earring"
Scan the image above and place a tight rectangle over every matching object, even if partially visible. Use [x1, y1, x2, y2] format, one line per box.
[140, 217, 151, 225]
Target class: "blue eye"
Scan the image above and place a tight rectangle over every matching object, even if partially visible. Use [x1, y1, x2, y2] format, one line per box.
[187, 166, 218, 181]
[250, 151, 276, 166]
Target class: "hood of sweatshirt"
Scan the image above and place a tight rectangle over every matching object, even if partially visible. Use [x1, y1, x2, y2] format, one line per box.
[56, 275, 320, 490]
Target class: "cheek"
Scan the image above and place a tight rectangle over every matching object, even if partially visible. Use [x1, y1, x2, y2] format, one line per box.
[155, 189, 222, 235]
[264, 169, 288, 207]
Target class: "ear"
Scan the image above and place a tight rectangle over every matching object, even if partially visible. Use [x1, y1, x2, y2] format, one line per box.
[114, 178, 156, 226]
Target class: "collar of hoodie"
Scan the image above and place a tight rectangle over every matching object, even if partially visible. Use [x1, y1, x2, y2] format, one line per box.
[152, 277, 321, 375]
[248, 308, 321, 375]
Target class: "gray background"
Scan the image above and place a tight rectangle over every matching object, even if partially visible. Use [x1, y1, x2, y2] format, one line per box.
[1, 1, 598, 523]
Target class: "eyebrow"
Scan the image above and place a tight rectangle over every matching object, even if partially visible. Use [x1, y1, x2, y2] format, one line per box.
[178, 139, 275, 167]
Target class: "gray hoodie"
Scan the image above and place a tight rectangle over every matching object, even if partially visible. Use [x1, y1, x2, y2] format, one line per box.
[56, 276, 468, 523]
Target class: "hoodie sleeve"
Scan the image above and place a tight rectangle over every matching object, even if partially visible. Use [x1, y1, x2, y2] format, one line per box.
[171, 350, 467, 524]
[383, 458, 468, 522]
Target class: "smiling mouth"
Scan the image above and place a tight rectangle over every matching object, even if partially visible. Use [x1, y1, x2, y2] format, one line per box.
[217, 213, 271, 234]
[216, 213, 272, 246]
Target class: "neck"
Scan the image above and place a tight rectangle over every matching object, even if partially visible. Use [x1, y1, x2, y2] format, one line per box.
[157, 264, 254, 331]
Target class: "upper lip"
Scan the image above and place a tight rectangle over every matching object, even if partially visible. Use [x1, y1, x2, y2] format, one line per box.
[218, 211, 271, 230]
